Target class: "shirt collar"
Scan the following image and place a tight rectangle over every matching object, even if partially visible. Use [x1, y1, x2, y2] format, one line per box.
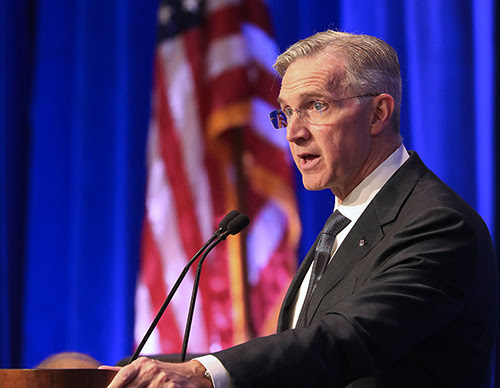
[335, 144, 409, 223]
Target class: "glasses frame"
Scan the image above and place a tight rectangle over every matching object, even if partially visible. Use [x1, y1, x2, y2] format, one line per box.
[269, 93, 378, 130]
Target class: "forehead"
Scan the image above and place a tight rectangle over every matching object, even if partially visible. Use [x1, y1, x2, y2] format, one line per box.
[278, 51, 345, 103]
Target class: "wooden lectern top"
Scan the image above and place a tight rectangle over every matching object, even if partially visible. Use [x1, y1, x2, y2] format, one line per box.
[0, 368, 117, 388]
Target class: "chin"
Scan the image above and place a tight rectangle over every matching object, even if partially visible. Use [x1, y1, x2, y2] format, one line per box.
[302, 178, 328, 192]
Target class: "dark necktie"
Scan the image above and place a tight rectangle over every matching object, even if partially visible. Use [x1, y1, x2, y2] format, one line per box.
[296, 210, 351, 326]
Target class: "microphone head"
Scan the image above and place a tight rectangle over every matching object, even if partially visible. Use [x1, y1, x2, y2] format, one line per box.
[219, 210, 240, 230]
[226, 214, 250, 235]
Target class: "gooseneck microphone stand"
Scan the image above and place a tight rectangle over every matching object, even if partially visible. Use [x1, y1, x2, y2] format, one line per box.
[180, 214, 250, 362]
[128, 210, 240, 364]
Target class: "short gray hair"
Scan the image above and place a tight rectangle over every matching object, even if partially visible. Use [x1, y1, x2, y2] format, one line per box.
[274, 30, 402, 132]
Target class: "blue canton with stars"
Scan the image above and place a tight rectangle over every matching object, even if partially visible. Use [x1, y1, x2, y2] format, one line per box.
[157, 0, 207, 41]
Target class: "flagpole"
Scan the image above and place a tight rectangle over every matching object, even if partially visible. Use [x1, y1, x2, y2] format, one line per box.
[232, 126, 256, 339]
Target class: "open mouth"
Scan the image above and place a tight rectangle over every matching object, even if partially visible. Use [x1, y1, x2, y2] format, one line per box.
[298, 153, 320, 167]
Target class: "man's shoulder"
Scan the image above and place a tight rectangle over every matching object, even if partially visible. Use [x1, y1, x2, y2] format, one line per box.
[375, 150, 490, 236]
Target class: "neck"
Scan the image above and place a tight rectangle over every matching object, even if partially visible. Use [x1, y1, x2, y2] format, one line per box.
[333, 139, 402, 201]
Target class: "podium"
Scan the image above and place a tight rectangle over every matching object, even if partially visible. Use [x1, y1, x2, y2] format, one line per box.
[0, 369, 117, 387]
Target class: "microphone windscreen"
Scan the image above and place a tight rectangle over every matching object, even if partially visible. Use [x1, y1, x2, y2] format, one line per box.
[226, 214, 250, 235]
[219, 210, 240, 229]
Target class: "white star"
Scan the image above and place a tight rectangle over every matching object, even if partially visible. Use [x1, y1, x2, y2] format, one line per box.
[158, 5, 173, 25]
[182, 0, 199, 13]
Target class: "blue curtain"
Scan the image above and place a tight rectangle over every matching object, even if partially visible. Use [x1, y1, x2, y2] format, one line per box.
[1, 0, 497, 384]
[1, 0, 159, 367]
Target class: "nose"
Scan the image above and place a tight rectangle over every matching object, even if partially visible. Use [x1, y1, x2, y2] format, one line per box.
[285, 114, 311, 143]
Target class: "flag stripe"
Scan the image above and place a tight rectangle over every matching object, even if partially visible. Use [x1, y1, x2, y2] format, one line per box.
[139, 218, 183, 351]
[208, 6, 242, 41]
[242, 23, 278, 73]
[243, 0, 274, 37]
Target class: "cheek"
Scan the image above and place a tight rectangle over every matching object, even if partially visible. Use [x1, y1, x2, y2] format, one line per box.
[321, 131, 345, 165]
[322, 127, 366, 172]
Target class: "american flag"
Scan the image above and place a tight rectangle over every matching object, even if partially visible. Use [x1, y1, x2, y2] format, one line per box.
[135, 0, 300, 355]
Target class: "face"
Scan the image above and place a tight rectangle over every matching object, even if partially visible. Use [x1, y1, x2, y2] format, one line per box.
[279, 52, 375, 199]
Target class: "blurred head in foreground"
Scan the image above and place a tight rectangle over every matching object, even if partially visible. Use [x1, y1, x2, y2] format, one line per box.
[36, 352, 101, 369]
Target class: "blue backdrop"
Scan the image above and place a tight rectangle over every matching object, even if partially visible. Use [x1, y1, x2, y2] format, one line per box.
[0, 0, 497, 385]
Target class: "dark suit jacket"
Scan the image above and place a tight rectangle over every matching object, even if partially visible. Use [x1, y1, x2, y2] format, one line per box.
[214, 151, 497, 387]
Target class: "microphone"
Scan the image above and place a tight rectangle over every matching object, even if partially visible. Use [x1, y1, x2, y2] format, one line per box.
[219, 213, 250, 239]
[128, 210, 241, 364]
[180, 213, 250, 362]
[217, 209, 240, 234]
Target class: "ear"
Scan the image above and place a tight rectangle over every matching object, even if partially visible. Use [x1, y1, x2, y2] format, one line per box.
[370, 94, 395, 136]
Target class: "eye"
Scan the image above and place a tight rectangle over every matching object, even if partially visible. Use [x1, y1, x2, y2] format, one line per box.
[312, 101, 328, 112]
[283, 107, 294, 117]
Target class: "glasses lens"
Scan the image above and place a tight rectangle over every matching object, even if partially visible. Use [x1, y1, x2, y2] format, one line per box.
[269, 110, 287, 129]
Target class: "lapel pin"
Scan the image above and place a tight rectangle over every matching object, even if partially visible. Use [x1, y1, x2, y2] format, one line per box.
[358, 239, 366, 247]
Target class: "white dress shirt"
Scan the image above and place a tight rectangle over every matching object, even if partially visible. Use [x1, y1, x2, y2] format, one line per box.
[196, 144, 409, 387]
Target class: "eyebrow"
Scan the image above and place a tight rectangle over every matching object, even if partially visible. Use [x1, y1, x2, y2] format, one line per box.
[277, 92, 331, 106]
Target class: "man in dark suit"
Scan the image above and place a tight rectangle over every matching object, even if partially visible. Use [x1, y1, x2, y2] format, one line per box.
[104, 30, 497, 388]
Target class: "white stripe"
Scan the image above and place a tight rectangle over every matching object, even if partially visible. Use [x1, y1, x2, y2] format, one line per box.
[134, 280, 161, 354]
[242, 22, 279, 72]
[246, 202, 287, 285]
[159, 38, 214, 241]
[135, 117, 163, 353]
[206, 34, 249, 81]
[146, 111, 159, 169]
[144, 121, 209, 352]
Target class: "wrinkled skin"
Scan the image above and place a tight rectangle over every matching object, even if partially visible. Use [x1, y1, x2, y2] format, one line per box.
[100, 358, 212, 388]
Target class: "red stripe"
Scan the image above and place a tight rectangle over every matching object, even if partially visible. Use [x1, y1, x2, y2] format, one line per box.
[251, 62, 281, 106]
[243, 0, 274, 37]
[203, 242, 235, 348]
[203, 152, 234, 347]
[246, 128, 293, 180]
[208, 5, 242, 41]
[249, 237, 294, 334]
[182, 28, 208, 120]
[208, 67, 251, 112]
[140, 217, 183, 351]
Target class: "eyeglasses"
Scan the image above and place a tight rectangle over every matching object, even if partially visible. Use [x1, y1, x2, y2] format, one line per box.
[269, 94, 377, 130]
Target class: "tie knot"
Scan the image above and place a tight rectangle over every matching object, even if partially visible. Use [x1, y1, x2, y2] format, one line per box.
[322, 210, 351, 236]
